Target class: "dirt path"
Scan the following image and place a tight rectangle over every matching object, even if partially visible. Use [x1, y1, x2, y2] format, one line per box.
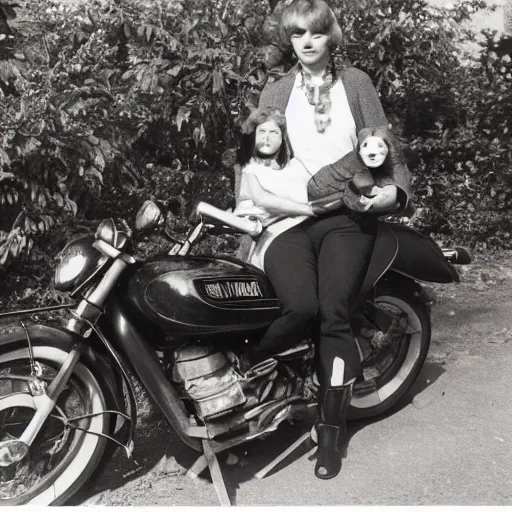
[75, 253, 512, 506]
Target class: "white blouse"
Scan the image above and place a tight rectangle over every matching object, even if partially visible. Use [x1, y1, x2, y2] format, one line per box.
[285, 73, 357, 175]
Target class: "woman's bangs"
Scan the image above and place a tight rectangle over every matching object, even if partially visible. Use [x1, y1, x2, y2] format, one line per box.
[283, 4, 333, 38]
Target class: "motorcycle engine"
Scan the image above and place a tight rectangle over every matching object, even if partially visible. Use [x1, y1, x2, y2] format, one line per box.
[171, 343, 306, 422]
[172, 344, 247, 420]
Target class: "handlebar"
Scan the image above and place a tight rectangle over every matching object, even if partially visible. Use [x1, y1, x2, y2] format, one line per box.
[195, 202, 263, 237]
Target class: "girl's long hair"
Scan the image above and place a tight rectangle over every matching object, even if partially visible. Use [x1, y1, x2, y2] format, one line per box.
[237, 107, 293, 168]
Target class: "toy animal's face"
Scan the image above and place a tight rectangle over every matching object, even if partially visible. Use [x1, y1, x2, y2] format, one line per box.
[359, 136, 389, 168]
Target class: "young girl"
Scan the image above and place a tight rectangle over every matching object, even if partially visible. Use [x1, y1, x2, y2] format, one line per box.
[234, 107, 316, 270]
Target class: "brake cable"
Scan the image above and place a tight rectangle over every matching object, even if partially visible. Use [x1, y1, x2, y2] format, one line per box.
[20, 321, 40, 377]
[50, 408, 137, 461]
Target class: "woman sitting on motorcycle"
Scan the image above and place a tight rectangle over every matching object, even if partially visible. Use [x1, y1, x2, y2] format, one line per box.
[239, 0, 413, 481]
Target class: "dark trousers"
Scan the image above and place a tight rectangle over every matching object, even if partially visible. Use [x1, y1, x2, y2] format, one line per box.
[262, 213, 376, 385]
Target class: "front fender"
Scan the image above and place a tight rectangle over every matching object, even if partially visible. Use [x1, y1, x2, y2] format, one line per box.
[0, 322, 127, 429]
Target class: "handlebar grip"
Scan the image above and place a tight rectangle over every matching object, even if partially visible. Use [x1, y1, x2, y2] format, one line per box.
[196, 202, 263, 237]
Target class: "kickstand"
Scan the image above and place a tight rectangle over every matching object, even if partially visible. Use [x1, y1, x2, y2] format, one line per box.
[255, 430, 315, 479]
[187, 440, 232, 506]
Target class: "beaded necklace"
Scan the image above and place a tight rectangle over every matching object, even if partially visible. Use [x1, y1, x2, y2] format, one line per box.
[299, 58, 338, 133]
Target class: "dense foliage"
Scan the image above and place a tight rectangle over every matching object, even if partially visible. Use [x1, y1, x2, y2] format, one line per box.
[0, 0, 510, 307]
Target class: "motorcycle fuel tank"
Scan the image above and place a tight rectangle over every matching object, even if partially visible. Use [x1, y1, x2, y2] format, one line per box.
[123, 256, 281, 335]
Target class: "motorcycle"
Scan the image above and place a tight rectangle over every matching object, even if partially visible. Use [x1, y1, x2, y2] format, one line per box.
[0, 200, 471, 505]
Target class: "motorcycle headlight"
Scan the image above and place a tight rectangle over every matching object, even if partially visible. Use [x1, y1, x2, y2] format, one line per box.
[54, 235, 103, 292]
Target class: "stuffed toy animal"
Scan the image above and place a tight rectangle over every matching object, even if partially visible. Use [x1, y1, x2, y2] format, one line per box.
[343, 126, 402, 212]
[358, 133, 389, 169]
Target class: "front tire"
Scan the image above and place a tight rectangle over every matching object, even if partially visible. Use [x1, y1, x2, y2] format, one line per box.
[349, 286, 431, 420]
[0, 345, 109, 505]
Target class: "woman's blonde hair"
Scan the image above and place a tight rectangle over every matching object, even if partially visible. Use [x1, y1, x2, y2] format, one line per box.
[280, 0, 343, 48]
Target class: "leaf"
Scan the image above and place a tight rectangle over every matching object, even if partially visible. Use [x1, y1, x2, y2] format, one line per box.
[38, 192, 47, 208]
[17, 137, 41, 158]
[88, 134, 100, 145]
[9, 240, 20, 257]
[212, 69, 224, 94]
[54, 192, 64, 208]
[18, 235, 26, 252]
[0, 148, 11, 167]
[65, 197, 78, 216]
[168, 36, 180, 51]
[193, 123, 206, 147]
[87, 166, 104, 185]
[141, 70, 154, 92]
[0, 245, 9, 266]
[30, 184, 38, 202]
[136, 65, 147, 82]
[137, 26, 145, 38]
[216, 15, 228, 38]
[176, 106, 189, 132]
[167, 64, 182, 77]
[91, 146, 106, 172]
[146, 26, 153, 43]
[123, 22, 132, 39]
[182, 18, 199, 36]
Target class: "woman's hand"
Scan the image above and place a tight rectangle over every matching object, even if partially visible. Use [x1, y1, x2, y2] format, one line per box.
[360, 185, 398, 212]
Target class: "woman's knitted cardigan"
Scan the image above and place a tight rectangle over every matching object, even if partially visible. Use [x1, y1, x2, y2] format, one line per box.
[235, 65, 412, 211]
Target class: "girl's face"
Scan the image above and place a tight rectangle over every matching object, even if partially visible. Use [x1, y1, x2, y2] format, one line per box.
[255, 120, 283, 157]
[290, 24, 330, 70]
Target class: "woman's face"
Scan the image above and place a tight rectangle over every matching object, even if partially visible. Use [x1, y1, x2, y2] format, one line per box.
[290, 25, 330, 70]
[255, 120, 283, 157]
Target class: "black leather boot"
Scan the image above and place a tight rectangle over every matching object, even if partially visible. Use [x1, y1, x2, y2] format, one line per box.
[314, 380, 354, 480]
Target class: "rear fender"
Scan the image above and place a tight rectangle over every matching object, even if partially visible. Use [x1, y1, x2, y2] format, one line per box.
[388, 223, 459, 283]
[0, 322, 128, 433]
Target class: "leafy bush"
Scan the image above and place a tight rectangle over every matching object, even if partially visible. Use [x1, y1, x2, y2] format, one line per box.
[0, 0, 511, 309]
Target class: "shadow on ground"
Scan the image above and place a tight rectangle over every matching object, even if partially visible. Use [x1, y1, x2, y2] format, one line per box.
[72, 359, 446, 506]
[192, 359, 447, 505]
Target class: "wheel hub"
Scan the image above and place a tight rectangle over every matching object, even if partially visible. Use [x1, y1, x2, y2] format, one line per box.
[0, 439, 29, 468]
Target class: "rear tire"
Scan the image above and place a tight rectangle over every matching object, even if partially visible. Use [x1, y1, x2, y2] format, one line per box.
[0, 345, 109, 505]
[349, 287, 431, 420]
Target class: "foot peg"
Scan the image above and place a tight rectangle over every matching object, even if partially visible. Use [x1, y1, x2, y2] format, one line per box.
[274, 341, 311, 360]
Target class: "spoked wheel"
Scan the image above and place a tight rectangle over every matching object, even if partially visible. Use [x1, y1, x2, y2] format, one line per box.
[349, 288, 431, 420]
[0, 346, 109, 505]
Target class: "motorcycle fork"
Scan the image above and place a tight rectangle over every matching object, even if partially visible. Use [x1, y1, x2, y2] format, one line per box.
[18, 342, 88, 447]
[0, 339, 88, 466]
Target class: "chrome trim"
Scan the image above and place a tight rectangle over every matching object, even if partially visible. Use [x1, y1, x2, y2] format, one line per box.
[87, 258, 128, 307]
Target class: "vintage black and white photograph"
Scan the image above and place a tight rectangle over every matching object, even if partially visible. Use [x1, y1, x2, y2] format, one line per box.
[0, 0, 510, 506]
